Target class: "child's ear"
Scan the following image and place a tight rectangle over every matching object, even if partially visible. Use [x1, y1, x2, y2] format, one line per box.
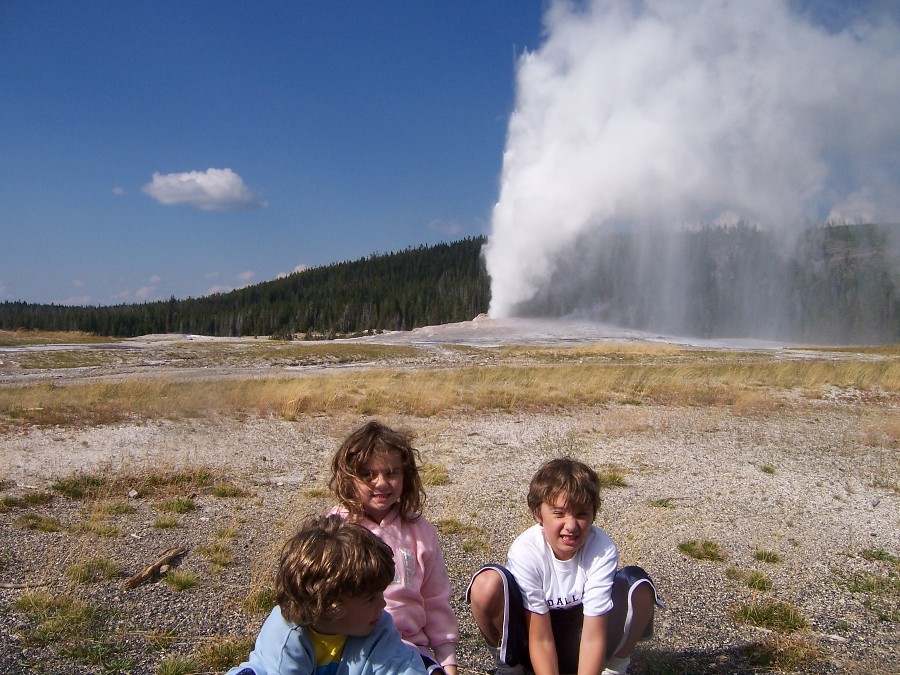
[533, 508, 543, 525]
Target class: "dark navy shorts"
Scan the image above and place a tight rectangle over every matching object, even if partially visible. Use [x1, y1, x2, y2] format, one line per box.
[466, 564, 663, 673]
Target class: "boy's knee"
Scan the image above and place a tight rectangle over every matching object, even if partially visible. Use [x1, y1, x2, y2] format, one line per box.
[469, 568, 505, 611]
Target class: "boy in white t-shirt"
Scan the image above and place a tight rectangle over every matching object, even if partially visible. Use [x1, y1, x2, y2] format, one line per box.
[466, 458, 662, 675]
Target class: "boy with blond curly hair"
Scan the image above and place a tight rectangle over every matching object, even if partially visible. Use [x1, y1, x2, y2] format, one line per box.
[228, 515, 430, 675]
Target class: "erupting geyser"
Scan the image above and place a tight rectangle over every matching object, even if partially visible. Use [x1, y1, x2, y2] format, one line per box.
[485, 0, 900, 343]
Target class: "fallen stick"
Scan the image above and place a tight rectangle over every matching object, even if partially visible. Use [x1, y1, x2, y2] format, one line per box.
[124, 547, 187, 590]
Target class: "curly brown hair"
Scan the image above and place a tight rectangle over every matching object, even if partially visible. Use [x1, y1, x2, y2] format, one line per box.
[328, 420, 425, 521]
[275, 514, 394, 627]
[526, 457, 601, 519]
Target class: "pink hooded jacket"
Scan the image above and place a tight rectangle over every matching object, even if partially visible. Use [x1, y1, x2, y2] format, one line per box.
[332, 506, 459, 668]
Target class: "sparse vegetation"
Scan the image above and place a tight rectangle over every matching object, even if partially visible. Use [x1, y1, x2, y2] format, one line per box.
[193, 635, 256, 670]
[731, 599, 809, 633]
[0, 491, 54, 509]
[743, 634, 823, 671]
[746, 570, 774, 592]
[154, 515, 180, 529]
[243, 586, 277, 615]
[164, 569, 198, 592]
[156, 654, 199, 675]
[64, 557, 120, 584]
[647, 497, 674, 508]
[154, 497, 196, 514]
[14, 513, 62, 532]
[678, 539, 726, 562]
[3, 350, 898, 427]
[753, 549, 782, 563]
[420, 462, 450, 486]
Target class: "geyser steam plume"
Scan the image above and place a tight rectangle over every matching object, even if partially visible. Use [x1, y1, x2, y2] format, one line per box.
[485, 0, 900, 340]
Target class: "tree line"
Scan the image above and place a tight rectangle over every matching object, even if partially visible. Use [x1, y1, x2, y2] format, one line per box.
[0, 237, 490, 339]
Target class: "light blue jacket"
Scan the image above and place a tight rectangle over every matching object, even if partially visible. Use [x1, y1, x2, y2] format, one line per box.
[226, 606, 428, 675]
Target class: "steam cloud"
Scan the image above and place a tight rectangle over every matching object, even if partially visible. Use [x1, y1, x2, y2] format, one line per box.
[485, 0, 900, 327]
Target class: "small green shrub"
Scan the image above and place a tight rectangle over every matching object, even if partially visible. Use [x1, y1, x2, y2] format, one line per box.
[678, 539, 726, 561]
[647, 497, 674, 508]
[760, 464, 776, 475]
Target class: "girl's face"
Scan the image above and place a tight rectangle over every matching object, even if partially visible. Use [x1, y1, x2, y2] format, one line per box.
[536, 493, 594, 561]
[354, 450, 404, 524]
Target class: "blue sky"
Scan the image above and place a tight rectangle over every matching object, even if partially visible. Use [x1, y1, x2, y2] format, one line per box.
[0, 1, 544, 306]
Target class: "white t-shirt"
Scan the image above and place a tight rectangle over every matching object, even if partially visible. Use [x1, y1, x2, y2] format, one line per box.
[506, 524, 618, 617]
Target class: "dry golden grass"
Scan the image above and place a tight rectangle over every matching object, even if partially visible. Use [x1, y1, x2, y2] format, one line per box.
[0, 329, 115, 347]
[0, 345, 900, 428]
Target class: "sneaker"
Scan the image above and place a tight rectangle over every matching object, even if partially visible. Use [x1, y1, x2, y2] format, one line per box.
[601, 656, 630, 675]
[487, 645, 525, 675]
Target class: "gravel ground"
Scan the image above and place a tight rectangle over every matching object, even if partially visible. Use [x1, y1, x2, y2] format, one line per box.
[0, 322, 898, 674]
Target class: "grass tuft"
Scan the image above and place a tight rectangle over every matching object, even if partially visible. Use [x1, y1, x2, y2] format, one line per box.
[743, 635, 823, 671]
[731, 599, 809, 633]
[243, 586, 277, 615]
[678, 539, 726, 561]
[64, 557, 120, 584]
[156, 654, 199, 675]
[14, 513, 63, 532]
[164, 569, 198, 592]
[647, 497, 674, 508]
[154, 497, 196, 514]
[753, 549, 782, 563]
[420, 462, 450, 486]
[193, 635, 256, 670]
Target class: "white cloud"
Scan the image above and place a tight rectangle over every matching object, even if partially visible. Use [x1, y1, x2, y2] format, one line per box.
[113, 290, 131, 301]
[293, 264, 309, 274]
[135, 286, 156, 300]
[149, 275, 162, 284]
[427, 219, 463, 237]
[206, 284, 232, 295]
[142, 168, 266, 211]
[236, 270, 255, 284]
[112, 186, 125, 196]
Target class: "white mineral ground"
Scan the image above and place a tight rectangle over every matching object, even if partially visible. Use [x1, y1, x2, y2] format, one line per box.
[0, 317, 897, 674]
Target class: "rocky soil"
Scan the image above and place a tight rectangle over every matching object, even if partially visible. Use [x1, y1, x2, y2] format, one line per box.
[0, 321, 897, 674]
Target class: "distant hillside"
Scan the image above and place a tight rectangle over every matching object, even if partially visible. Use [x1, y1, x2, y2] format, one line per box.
[0, 237, 490, 338]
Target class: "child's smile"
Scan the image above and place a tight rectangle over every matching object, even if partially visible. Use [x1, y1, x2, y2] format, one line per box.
[536, 494, 594, 561]
[354, 451, 404, 523]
